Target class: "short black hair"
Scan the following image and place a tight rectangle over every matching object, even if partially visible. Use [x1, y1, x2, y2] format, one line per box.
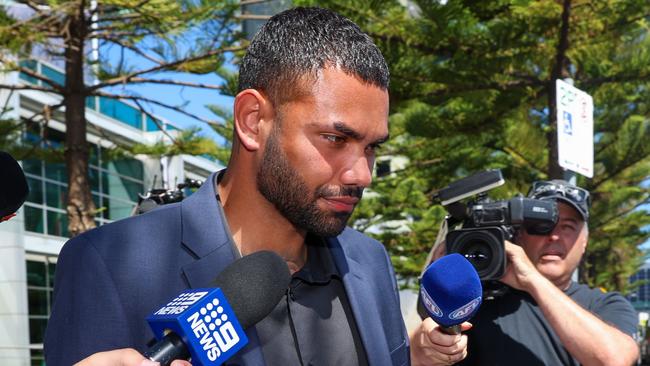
[238, 7, 389, 106]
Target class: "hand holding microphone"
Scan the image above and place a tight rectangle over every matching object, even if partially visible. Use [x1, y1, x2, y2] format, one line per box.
[410, 253, 482, 365]
[144, 250, 290, 366]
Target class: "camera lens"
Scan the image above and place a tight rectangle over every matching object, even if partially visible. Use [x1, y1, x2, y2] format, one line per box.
[446, 228, 506, 280]
[462, 243, 491, 272]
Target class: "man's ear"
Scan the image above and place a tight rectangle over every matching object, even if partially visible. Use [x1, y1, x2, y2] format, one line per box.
[233, 89, 272, 151]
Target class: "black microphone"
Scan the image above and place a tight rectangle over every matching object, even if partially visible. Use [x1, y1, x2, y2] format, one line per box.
[144, 250, 291, 366]
[0, 151, 29, 222]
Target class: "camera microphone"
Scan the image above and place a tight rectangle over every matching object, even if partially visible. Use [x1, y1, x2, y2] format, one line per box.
[418, 253, 483, 334]
[144, 250, 291, 365]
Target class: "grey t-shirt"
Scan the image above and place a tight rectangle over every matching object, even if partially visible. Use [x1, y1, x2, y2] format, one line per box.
[458, 282, 637, 366]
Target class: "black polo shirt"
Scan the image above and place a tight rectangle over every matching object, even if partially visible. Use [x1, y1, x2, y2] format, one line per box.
[255, 234, 368, 365]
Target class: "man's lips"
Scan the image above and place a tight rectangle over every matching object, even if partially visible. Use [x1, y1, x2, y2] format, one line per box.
[321, 196, 359, 212]
[540, 251, 565, 260]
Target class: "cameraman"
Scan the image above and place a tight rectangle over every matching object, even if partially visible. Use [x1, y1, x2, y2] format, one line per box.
[458, 180, 638, 366]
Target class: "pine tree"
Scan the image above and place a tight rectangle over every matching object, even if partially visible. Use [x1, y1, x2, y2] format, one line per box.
[0, 0, 241, 236]
[301, 0, 650, 292]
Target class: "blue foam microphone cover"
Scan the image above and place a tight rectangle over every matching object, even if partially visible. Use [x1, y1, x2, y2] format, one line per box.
[420, 253, 482, 333]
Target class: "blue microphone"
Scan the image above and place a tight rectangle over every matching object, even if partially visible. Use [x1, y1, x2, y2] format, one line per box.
[144, 251, 291, 366]
[419, 253, 482, 334]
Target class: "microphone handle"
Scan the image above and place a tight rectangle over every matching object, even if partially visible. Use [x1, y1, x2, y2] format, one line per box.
[440, 324, 462, 335]
[143, 332, 191, 366]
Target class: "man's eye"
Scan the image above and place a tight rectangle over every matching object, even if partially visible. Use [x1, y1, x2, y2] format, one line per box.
[323, 134, 345, 144]
[562, 224, 576, 231]
[367, 143, 382, 153]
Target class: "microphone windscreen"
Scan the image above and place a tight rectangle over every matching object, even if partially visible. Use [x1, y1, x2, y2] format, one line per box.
[0, 151, 29, 218]
[420, 253, 482, 327]
[214, 250, 291, 329]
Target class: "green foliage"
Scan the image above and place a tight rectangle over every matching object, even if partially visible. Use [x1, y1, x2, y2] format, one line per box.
[302, 0, 650, 292]
[121, 127, 221, 159]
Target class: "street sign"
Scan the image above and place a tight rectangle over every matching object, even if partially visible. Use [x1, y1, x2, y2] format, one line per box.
[556, 79, 594, 178]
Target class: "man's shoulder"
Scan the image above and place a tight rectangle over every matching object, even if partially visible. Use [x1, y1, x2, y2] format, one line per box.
[61, 202, 183, 259]
[336, 227, 386, 252]
[567, 282, 635, 312]
[337, 226, 382, 243]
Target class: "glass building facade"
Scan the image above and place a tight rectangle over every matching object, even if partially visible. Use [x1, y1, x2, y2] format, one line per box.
[22, 126, 145, 236]
[20, 125, 144, 363]
[629, 263, 650, 311]
[25, 255, 56, 365]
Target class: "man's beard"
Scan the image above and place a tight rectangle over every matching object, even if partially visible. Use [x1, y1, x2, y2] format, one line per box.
[257, 127, 363, 237]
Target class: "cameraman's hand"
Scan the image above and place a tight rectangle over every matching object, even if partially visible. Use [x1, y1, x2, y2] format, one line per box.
[499, 241, 545, 292]
[409, 317, 471, 366]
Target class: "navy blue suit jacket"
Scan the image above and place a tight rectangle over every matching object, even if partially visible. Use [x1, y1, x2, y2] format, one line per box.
[44, 174, 409, 365]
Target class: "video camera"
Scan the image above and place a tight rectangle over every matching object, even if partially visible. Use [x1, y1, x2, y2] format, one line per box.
[134, 178, 203, 215]
[437, 170, 558, 297]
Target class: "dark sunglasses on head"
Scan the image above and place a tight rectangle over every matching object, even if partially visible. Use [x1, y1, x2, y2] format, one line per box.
[528, 181, 591, 206]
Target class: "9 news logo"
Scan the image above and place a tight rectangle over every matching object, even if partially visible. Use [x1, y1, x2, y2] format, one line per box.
[186, 296, 241, 362]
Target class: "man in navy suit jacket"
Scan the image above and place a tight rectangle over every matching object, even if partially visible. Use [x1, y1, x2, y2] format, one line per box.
[45, 7, 469, 366]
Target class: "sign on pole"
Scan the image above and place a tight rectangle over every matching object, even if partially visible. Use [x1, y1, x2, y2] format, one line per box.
[556, 79, 594, 178]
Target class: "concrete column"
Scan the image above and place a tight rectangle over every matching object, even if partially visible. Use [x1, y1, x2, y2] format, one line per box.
[0, 210, 30, 365]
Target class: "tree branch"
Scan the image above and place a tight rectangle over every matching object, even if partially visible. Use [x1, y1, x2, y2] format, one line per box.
[86, 45, 246, 92]
[98, 36, 165, 65]
[107, 77, 223, 90]
[0, 82, 58, 94]
[131, 98, 176, 141]
[592, 195, 650, 231]
[92, 91, 220, 127]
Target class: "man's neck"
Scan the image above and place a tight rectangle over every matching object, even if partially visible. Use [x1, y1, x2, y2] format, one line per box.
[217, 170, 308, 273]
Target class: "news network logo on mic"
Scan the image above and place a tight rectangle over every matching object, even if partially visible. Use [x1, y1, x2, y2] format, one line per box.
[147, 288, 248, 365]
[420, 286, 443, 318]
[420, 286, 481, 323]
[449, 297, 481, 321]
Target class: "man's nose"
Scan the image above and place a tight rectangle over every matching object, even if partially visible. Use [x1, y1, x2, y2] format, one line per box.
[340, 154, 373, 188]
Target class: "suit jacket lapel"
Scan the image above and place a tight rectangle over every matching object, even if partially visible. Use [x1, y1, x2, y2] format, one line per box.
[178, 172, 266, 365]
[328, 234, 392, 365]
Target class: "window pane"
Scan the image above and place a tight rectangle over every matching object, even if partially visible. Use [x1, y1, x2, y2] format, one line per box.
[93, 194, 102, 217]
[26, 260, 46, 287]
[46, 210, 69, 237]
[146, 116, 161, 131]
[102, 197, 134, 220]
[30, 348, 44, 366]
[99, 97, 142, 129]
[28, 317, 47, 344]
[86, 96, 97, 110]
[48, 264, 56, 288]
[28, 289, 48, 315]
[103, 158, 144, 181]
[24, 206, 44, 234]
[89, 144, 99, 166]
[22, 159, 42, 176]
[89, 167, 100, 192]
[45, 182, 67, 209]
[19, 60, 38, 84]
[26, 177, 43, 204]
[41, 64, 65, 86]
[102, 171, 143, 202]
[44, 162, 67, 183]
